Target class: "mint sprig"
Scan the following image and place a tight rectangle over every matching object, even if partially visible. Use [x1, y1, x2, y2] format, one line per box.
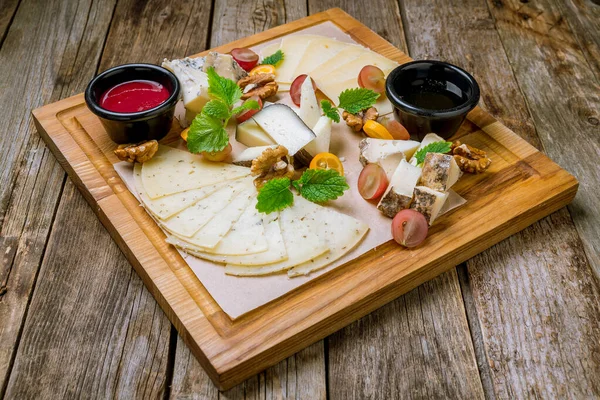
[413, 141, 453, 166]
[256, 169, 349, 214]
[261, 50, 284, 66]
[321, 88, 380, 122]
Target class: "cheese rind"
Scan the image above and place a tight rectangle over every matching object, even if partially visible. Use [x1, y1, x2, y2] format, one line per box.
[419, 153, 462, 191]
[377, 159, 422, 218]
[410, 186, 448, 225]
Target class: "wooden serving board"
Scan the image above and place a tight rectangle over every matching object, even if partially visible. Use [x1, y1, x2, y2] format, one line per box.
[31, 8, 578, 390]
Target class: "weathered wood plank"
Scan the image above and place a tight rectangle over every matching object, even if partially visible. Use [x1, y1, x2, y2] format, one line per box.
[0, 0, 19, 46]
[306, 2, 484, 398]
[399, 0, 600, 397]
[169, 1, 329, 396]
[0, 0, 116, 393]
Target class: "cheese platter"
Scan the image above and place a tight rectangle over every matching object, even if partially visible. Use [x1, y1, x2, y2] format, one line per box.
[32, 8, 578, 389]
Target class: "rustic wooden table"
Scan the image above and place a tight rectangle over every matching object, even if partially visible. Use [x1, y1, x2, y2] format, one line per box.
[1, 0, 599, 398]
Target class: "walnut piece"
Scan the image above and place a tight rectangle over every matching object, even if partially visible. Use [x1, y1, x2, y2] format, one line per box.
[342, 107, 379, 132]
[451, 141, 492, 173]
[237, 73, 278, 100]
[362, 107, 379, 124]
[251, 145, 295, 189]
[114, 140, 158, 163]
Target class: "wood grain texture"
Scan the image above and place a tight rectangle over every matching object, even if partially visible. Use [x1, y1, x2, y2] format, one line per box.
[487, 0, 600, 276]
[0, 0, 116, 393]
[307, 2, 484, 397]
[31, 9, 578, 389]
[0, 0, 19, 46]
[3, 181, 172, 398]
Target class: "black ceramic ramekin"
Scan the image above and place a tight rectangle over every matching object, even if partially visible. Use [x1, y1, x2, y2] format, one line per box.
[85, 63, 180, 144]
[385, 60, 480, 141]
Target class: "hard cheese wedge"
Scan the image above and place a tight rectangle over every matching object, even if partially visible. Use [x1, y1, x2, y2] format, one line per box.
[288, 206, 369, 277]
[133, 164, 224, 219]
[410, 186, 449, 225]
[378, 159, 422, 218]
[141, 145, 250, 198]
[297, 76, 320, 129]
[420, 153, 462, 191]
[162, 179, 250, 237]
[252, 104, 315, 155]
[293, 39, 358, 78]
[225, 196, 330, 276]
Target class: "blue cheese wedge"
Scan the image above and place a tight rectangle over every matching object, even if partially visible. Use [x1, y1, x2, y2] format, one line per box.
[377, 159, 422, 218]
[410, 186, 449, 225]
[419, 153, 462, 191]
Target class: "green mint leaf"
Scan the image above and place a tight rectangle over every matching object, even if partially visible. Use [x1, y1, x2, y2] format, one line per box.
[413, 141, 453, 165]
[202, 100, 231, 120]
[293, 169, 349, 203]
[256, 178, 294, 214]
[187, 112, 229, 153]
[231, 99, 260, 116]
[261, 50, 284, 66]
[337, 88, 380, 114]
[206, 67, 242, 107]
[321, 100, 340, 123]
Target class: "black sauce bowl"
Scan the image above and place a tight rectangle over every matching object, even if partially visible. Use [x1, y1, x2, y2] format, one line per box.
[385, 60, 480, 141]
[85, 63, 180, 144]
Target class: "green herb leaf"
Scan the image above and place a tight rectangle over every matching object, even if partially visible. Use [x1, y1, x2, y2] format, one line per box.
[206, 67, 242, 107]
[292, 169, 349, 203]
[256, 177, 294, 213]
[261, 50, 284, 66]
[231, 99, 260, 116]
[413, 141, 453, 165]
[187, 113, 229, 153]
[337, 88, 380, 114]
[202, 99, 231, 120]
[321, 100, 340, 123]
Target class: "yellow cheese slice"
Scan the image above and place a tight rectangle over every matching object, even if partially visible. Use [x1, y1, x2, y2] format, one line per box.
[309, 46, 366, 81]
[275, 35, 325, 82]
[293, 39, 359, 77]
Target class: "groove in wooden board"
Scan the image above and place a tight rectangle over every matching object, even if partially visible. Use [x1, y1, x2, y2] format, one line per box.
[31, 9, 579, 389]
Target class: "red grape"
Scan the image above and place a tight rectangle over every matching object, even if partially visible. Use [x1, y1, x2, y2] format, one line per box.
[358, 163, 389, 200]
[358, 65, 386, 94]
[290, 74, 316, 107]
[379, 116, 410, 140]
[236, 96, 263, 123]
[231, 48, 259, 72]
[391, 209, 429, 248]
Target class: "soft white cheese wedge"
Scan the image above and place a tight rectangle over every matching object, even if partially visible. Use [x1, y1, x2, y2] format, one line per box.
[409, 133, 446, 165]
[419, 152, 462, 191]
[303, 116, 332, 158]
[133, 164, 225, 220]
[287, 206, 369, 277]
[297, 76, 320, 129]
[235, 119, 276, 148]
[410, 186, 449, 225]
[377, 159, 422, 218]
[141, 145, 250, 199]
[251, 104, 316, 155]
[359, 138, 420, 178]
[232, 145, 278, 167]
[225, 196, 330, 276]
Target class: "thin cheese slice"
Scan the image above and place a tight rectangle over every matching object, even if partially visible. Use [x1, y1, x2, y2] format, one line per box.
[225, 196, 330, 275]
[309, 46, 366, 81]
[182, 185, 255, 249]
[275, 35, 326, 82]
[259, 42, 281, 61]
[288, 207, 369, 277]
[318, 52, 398, 86]
[141, 145, 250, 199]
[133, 164, 224, 219]
[293, 39, 358, 77]
[162, 179, 250, 237]
[177, 211, 287, 264]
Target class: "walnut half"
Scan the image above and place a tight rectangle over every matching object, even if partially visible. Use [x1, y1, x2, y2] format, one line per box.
[114, 140, 158, 163]
[250, 145, 295, 189]
[451, 141, 492, 173]
[237, 73, 278, 100]
[342, 107, 379, 132]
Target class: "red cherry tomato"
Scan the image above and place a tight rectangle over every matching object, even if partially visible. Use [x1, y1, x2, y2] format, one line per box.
[236, 96, 263, 123]
[379, 116, 410, 140]
[290, 74, 316, 107]
[358, 65, 386, 94]
[202, 143, 232, 162]
[231, 48, 259, 72]
[357, 163, 389, 200]
[391, 209, 429, 248]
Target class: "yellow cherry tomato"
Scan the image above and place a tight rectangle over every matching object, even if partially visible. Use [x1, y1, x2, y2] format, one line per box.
[363, 120, 394, 140]
[309, 152, 344, 175]
[180, 127, 189, 141]
[249, 64, 276, 75]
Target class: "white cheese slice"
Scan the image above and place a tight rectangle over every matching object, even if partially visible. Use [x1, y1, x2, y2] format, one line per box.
[275, 35, 324, 82]
[259, 42, 281, 61]
[252, 104, 316, 155]
[181, 185, 255, 249]
[288, 206, 369, 277]
[141, 145, 250, 199]
[410, 186, 448, 225]
[310, 46, 366, 81]
[297, 76, 320, 129]
[162, 179, 250, 237]
[377, 159, 422, 218]
[439, 189, 467, 216]
[232, 145, 277, 167]
[133, 164, 224, 219]
[303, 116, 332, 157]
[235, 119, 277, 148]
[409, 133, 446, 165]
[318, 52, 398, 86]
[225, 196, 330, 276]
[293, 39, 358, 78]
[359, 138, 420, 165]
[420, 153, 462, 191]
[165, 197, 268, 256]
